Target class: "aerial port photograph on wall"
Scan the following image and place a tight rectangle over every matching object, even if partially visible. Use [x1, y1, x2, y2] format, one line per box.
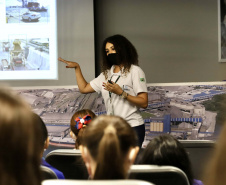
[16, 83, 226, 148]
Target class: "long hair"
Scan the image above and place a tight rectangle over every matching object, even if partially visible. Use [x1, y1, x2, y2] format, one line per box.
[139, 134, 193, 185]
[82, 115, 138, 179]
[204, 124, 226, 185]
[32, 113, 48, 148]
[70, 109, 96, 149]
[0, 86, 42, 185]
[101, 34, 139, 79]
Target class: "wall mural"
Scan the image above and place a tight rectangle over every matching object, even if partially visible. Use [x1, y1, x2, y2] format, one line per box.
[15, 82, 226, 148]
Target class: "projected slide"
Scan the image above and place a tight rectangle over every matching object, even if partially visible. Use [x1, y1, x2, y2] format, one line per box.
[0, 0, 57, 80]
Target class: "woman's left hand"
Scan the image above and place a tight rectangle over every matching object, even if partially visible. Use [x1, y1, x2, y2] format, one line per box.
[103, 81, 123, 95]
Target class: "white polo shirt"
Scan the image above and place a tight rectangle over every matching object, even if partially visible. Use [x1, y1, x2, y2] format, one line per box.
[90, 65, 147, 127]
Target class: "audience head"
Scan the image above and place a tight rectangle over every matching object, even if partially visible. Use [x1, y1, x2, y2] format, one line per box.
[139, 134, 193, 185]
[0, 86, 42, 185]
[80, 115, 139, 179]
[204, 123, 226, 185]
[32, 113, 49, 154]
[70, 109, 96, 149]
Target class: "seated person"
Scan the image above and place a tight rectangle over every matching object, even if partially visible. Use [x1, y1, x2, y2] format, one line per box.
[139, 134, 203, 185]
[204, 123, 226, 185]
[80, 115, 140, 179]
[33, 113, 65, 179]
[0, 86, 42, 185]
[70, 109, 96, 149]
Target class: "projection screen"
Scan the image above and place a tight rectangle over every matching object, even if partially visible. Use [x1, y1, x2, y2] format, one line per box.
[0, 0, 57, 80]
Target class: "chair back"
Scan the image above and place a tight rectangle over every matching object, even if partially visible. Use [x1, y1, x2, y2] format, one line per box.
[128, 165, 190, 185]
[180, 140, 215, 180]
[40, 166, 58, 180]
[45, 149, 88, 179]
[42, 179, 154, 185]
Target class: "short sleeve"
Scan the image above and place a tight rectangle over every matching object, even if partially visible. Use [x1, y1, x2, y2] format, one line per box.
[132, 66, 147, 95]
[90, 73, 105, 93]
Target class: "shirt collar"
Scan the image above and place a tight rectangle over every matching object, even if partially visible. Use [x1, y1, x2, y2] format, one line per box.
[109, 65, 125, 76]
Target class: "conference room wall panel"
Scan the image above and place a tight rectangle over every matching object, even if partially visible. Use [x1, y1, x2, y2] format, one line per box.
[2, 0, 225, 86]
[94, 0, 224, 83]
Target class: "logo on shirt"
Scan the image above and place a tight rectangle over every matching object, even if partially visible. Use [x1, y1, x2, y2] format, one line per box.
[140, 78, 145, 82]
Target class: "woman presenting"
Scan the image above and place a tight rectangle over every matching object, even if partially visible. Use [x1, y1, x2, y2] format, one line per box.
[59, 34, 148, 147]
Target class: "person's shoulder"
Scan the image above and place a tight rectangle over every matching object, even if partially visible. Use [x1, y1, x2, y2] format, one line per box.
[130, 65, 145, 73]
[130, 64, 142, 70]
[95, 71, 105, 79]
[41, 158, 50, 167]
[99, 72, 105, 77]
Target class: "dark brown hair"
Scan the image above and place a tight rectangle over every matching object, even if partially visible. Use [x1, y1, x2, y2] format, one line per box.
[70, 109, 96, 149]
[101, 34, 139, 79]
[139, 134, 193, 185]
[82, 115, 138, 179]
[32, 113, 48, 148]
[0, 86, 42, 185]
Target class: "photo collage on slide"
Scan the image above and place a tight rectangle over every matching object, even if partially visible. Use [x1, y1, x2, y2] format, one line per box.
[0, 0, 57, 80]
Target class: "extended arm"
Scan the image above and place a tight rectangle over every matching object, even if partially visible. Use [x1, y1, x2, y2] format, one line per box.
[58, 57, 95, 94]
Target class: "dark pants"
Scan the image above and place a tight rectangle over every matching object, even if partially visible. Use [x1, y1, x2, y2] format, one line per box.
[133, 124, 145, 148]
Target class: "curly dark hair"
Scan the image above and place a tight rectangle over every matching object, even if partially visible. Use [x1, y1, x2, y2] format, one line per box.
[101, 34, 139, 79]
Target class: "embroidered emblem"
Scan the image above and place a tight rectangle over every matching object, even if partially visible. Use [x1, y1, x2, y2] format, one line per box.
[140, 78, 145, 82]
